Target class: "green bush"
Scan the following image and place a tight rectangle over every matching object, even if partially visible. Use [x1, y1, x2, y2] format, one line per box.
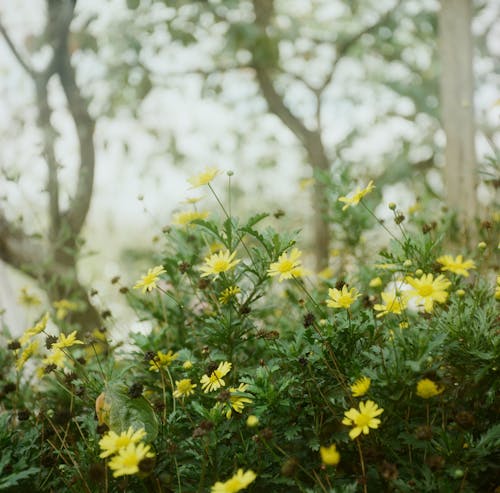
[1, 173, 499, 492]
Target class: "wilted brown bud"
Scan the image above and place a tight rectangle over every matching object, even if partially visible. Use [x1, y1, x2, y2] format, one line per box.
[198, 278, 210, 290]
[217, 390, 231, 402]
[303, 312, 316, 327]
[426, 455, 445, 470]
[259, 427, 273, 440]
[281, 457, 299, 477]
[394, 213, 405, 225]
[380, 461, 398, 481]
[455, 410, 475, 429]
[415, 425, 433, 440]
[88, 463, 106, 483]
[7, 340, 21, 350]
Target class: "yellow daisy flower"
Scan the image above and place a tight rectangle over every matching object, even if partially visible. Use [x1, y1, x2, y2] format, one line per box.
[52, 330, 84, 349]
[211, 469, 257, 493]
[133, 266, 166, 293]
[53, 299, 79, 320]
[405, 273, 451, 313]
[326, 285, 360, 309]
[99, 427, 147, 458]
[416, 378, 444, 399]
[219, 286, 241, 304]
[342, 400, 384, 440]
[222, 383, 253, 419]
[172, 210, 209, 226]
[188, 167, 220, 188]
[42, 348, 67, 368]
[267, 248, 305, 282]
[149, 350, 179, 372]
[15, 340, 39, 371]
[350, 376, 371, 397]
[18, 287, 41, 307]
[320, 444, 341, 466]
[200, 250, 240, 278]
[369, 277, 383, 288]
[182, 196, 204, 204]
[246, 415, 259, 427]
[436, 255, 476, 277]
[108, 442, 154, 477]
[18, 312, 50, 346]
[338, 181, 375, 210]
[173, 378, 197, 399]
[200, 361, 232, 393]
[373, 290, 407, 318]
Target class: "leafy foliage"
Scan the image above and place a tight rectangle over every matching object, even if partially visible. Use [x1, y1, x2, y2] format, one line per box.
[1, 178, 499, 492]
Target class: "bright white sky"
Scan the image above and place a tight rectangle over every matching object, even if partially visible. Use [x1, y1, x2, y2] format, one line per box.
[1, 0, 498, 336]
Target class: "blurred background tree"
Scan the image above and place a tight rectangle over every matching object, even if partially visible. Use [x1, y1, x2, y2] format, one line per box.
[0, 0, 100, 332]
[115, 0, 498, 266]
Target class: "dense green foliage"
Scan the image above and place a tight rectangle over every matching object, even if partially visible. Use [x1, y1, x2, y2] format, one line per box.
[1, 178, 499, 492]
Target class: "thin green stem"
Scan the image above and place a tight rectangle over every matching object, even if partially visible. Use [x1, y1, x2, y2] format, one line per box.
[361, 200, 403, 246]
[157, 285, 183, 309]
[174, 456, 182, 493]
[356, 438, 368, 493]
[292, 275, 327, 319]
[207, 183, 257, 267]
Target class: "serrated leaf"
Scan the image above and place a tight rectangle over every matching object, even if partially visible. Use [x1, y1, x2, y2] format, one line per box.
[244, 213, 269, 229]
[191, 219, 223, 242]
[0, 467, 40, 490]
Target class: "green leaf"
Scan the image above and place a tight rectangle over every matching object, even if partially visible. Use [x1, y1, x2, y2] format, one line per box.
[0, 467, 40, 490]
[104, 382, 159, 441]
[191, 219, 223, 242]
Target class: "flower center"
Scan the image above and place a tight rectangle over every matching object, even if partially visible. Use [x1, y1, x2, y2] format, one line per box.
[418, 285, 433, 297]
[116, 437, 131, 448]
[179, 381, 191, 392]
[123, 454, 138, 468]
[213, 260, 229, 272]
[355, 414, 371, 427]
[279, 260, 293, 272]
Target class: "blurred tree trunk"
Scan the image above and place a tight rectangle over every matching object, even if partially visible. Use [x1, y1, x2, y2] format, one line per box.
[252, 64, 331, 271]
[439, 0, 478, 245]
[252, 0, 331, 270]
[0, 0, 101, 334]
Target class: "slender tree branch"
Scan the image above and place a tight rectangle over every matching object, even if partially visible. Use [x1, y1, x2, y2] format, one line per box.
[57, 41, 96, 235]
[0, 19, 35, 76]
[253, 64, 313, 146]
[41, 0, 96, 236]
[0, 210, 45, 277]
[35, 80, 62, 241]
[318, 0, 403, 93]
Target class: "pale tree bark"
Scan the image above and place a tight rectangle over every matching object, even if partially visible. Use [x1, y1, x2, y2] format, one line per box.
[439, 0, 478, 245]
[0, 0, 101, 333]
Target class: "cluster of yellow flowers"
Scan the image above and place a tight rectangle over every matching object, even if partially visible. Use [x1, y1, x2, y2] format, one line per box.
[12, 312, 84, 373]
[146, 355, 253, 419]
[129, 175, 495, 482]
[99, 427, 154, 478]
